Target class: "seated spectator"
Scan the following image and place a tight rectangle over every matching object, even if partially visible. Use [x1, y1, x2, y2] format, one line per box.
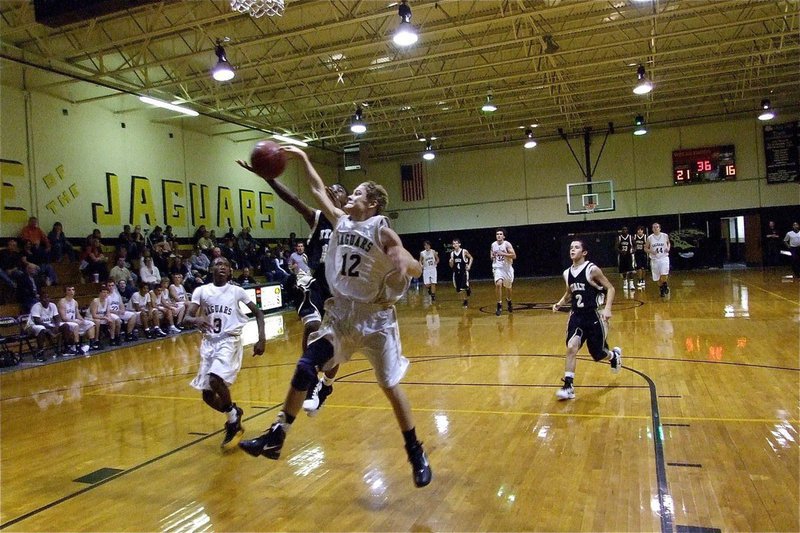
[19, 216, 50, 264]
[57, 285, 97, 353]
[21, 240, 57, 286]
[166, 255, 184, 277]
[81, 237, 109, 282]
[106, 280, 139, 342]
[220, 238, 239, 268]
[47, 221, 77, 262]
[128, 281, 165, 338]
[236, 267, 256, 286]
[118, 224, 133, 253]
[181, 257, 204, 292]
[261, 247, 289, 287]
[149, 283, 181, 334]
[192, 225, 207, 246]
[152, 239, 172, 271]
[148, 226, 165, 248]
[84, 228, 102, 248]
[1, 239, 23, 290]
[190, 247, 210, 277]
[130, 225, 145, 261]
[117, 278, 136, 300]
[109, 257, 135, 285]
[89, 285, 122, 346]
[197, 230, 214, 256]
[17, 262, 42, 312]
[25, 288, 68, 360]
[164, 225, 176, 244]
[139, 256, 161, 288]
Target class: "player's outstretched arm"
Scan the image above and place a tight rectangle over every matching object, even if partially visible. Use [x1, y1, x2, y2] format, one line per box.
[382, 226, 422, 278]
[238, 162, 317, 229]
[281, 146, 345, 224]
[590, 266, 615, 321]
[245, 301, 266, 356]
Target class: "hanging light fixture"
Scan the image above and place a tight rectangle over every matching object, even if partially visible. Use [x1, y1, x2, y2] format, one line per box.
[350, 107, 367, 134]
[393, 0, 418, 47]
[211, 40, 235, 82]
[422, 142, 435, 160]
[633, 115, 647, 136]
[481, 90, 497, 112]
[632, 64, 653, 95]
[523, 129, 537, 149]
[758, 99, 775, 121]
[139, 96, 199, 117]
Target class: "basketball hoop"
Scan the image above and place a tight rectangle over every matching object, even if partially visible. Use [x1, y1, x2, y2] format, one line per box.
[584, 202, 597, 214]
[230, 0, 285, 18]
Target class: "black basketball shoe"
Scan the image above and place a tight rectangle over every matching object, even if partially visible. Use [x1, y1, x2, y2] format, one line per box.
[239, 422, 286, 460]
[221, 405, 244, 451]
[406, 441, 432, 488]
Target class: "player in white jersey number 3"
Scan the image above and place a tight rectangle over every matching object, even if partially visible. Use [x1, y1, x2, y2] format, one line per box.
[184, 257, 266, 451]
[239, 146, 432, 488]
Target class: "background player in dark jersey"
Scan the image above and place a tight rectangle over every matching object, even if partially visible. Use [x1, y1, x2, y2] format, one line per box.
[552, 239, 622, 400]
[237, 158, 347, 415]
[449, 238, 473, 307]
[633, 226, 648, 290]
[617, 226, 635, 291]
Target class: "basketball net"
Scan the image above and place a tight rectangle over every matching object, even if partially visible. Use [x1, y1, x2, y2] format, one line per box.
[230, 0, 285, 18]
[584, 202, 597, 214]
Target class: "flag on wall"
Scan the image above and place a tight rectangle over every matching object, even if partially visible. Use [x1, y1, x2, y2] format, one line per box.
[400, 162, 425, 202]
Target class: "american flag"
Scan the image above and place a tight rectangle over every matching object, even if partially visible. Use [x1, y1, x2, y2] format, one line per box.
[400, 162, 425, 202]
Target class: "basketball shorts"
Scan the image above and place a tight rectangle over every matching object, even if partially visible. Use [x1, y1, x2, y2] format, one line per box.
[634, 251, 647, 270]
[493, 264, 514, 287]
[566, 311, 609, 361]
[308, 297, 408, 388]
[190, 334, 244, 390]
[297, 276, 329, 326]
[422, 266, 437, 285]
[453, 271, 470, 293]
[25, 323, 52, 336]
[64, 319, 94, 335]
[618, 253, 634, 273]
[650, 256, 670, 280]
[111, 310, 137, 324]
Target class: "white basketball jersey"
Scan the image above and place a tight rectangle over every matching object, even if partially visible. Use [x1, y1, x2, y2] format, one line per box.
[171, 284, 188, 302]
[492, 241, 513, 267]
[325, 215, 409, 305]
[191, 283, 252, 339]
[421, 249, 436, 268]
[107, 291, 124, 313]
[27, 302, 58, 328]
[60, 298, 79, 320]
[647, 233, 669, 259]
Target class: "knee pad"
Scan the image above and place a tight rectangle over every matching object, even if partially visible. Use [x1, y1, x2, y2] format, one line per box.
[290, 357, 318, 391]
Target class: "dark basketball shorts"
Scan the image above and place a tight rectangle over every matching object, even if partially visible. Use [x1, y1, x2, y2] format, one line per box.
[566, 311, 609, 361]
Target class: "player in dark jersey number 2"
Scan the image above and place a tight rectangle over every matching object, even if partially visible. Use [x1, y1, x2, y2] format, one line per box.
[552, 239, 622, 400]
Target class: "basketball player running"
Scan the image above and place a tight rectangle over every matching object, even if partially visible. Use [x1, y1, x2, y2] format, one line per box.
[419, 240, 439, 302]
[633, 226, 648, 290]
[645, 222, 671, 297]
[237, 158, 348, 416]
[184, 257, 266, 451]
[491, 229, 516, 315]
[449, 238, 473, 307]
[239, 146, 432, 488]
[617, 226, 635, 290]
[552, 239, 622, 400]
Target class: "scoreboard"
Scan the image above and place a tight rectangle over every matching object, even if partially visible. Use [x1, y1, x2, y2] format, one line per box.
[672, 145, 736, 184]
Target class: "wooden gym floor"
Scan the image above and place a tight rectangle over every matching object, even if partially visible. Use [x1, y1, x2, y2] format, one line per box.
[1, 269, 797, 532]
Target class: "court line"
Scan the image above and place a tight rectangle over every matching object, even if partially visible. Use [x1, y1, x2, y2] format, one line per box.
[734, 277, 800, 304]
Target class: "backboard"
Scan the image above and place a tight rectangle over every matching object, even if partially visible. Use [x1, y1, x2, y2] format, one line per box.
[566, 180, 615, 214]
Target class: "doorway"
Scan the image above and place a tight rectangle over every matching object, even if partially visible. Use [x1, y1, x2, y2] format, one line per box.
[720, 216, 745, 265]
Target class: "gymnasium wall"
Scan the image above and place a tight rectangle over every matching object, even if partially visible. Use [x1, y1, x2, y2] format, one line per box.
[0, 84, 335, 240]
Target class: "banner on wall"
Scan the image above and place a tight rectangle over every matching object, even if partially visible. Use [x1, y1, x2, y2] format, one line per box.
[764, 121, 800, 184]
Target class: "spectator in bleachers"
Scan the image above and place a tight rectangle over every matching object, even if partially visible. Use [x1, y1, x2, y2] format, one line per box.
[148, 226, 165, 248]
[190, 247, 210, 278]
[1, 239, 23, 290]
[197, 230, 214, 256]
[81, 237, 109, 282]
[164, 225, 176, 243]
[57, 285, 96, 353]
[209, 230, 218, 244]
[117, 278, 136, 300]
[21, 239, 57, 286]
[130, 225, 146, 261]
[129, 281, 165, 338]
[223, 227, 236, 241]
[47, 221, 77, 262]
[152, 238, 172, 272]
[85, 228, 102, 247]
[139, 256, 161, 288]
[109, 256, 135, 285]
[150, 282, 182, 334]
[221, 238, 239, 268]
[192, 225, 207, 246]
[237, 227, 258, 267]
[181, 257, 205, 292]
[25, 288, 66, 360]
[17, 262, 41, 311]
[89, 285, 122, 346]
[167, 255, 184, 277]
[19, 216, 50, 263]
[118, 224, 132, 250]
[236, 267, 256, 286]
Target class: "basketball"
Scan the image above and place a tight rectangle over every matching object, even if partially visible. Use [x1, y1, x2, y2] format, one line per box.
[250, 140, 287, 179]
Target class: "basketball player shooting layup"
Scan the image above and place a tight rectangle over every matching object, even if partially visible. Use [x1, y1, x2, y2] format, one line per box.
[239, 145, 432, 488]
[184, 257, 266, 451]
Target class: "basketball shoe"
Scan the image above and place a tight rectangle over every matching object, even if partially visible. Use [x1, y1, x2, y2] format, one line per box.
[507, 300, 513, 313]
[239, 420, 286, 460]
[221, 405, 244, 451]
[610, 347, 622, 374]
[496, 303, 502, 316]
[556, 377, 575, 400]
[406, 441, 432, 488]
[303, 379, 333, 416]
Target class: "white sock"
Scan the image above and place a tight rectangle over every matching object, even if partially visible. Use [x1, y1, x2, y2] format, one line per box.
[226, 405, 239, 423]
[322, 375, 334, 386]
[565, 372, 575, 379]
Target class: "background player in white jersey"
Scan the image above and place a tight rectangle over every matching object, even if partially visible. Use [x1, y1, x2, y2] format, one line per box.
[552, 239, 622, 400]
[419, 240, 439, 302]
[106, 280, 139, 342]
[184, 257, 266, 451]
[645, 222, 671, 297]
[26, 288, 68, 360]
[89, 286, 122, 347]
[449, 238, 473, 307]
[491, 229, 516, 315]
[240, 146, 432, 488]
[58, 285, 96, 353]
[237, 158, 349, 416]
